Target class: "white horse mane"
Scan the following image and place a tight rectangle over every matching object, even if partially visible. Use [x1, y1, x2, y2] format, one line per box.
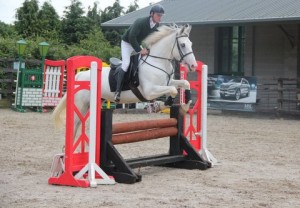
[143, 25, 184, 48]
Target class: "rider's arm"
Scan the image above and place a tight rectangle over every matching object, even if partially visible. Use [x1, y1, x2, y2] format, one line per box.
[128, 20, 143, 53]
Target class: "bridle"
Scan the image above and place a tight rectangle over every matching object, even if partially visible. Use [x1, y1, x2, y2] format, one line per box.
[172, 35, 194, 62]
[140, 34, 194, 85]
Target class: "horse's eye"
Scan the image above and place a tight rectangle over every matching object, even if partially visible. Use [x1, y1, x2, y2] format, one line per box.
[180, 43, 185, 48]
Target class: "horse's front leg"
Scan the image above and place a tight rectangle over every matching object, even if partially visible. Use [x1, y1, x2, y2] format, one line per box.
[168, 79, 192, 102]
[169, 79, 190, 90]
[167, 79, 192, 112]
[143, 85, 178, 100]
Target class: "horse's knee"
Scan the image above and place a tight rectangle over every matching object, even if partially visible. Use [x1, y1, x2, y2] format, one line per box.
[170, 87, 178, 97]
[183, 80, 190, 89]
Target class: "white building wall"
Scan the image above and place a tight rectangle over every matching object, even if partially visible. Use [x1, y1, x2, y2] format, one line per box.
[190, 26, 215, 74]
[249, 24, 298, 78]
[190, 24, 298, 78]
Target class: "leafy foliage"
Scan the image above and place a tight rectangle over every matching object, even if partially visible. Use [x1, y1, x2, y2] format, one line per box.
[0, 21, 17, 38]
[60, 0, 93, 45]
[126, 0, 139, 14]
[15, 0, 40, 37]
[0, 0, 141, 61]
[87, 2, 101, 27]
[38, 2, 61, 40]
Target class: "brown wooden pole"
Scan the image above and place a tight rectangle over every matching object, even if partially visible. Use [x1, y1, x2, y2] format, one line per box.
[112, 127, 178, 145]
[112, 118, 177, 134]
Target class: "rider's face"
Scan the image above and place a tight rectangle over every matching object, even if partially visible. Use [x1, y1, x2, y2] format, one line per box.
[151, 12, 163, 23]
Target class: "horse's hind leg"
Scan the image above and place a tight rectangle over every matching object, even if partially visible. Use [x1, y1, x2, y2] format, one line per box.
[73, 90, 90, 139]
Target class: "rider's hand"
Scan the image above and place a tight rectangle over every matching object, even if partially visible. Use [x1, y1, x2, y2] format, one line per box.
[140, 48, 149, 56]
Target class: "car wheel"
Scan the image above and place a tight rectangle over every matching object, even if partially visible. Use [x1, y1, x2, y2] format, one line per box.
[235, 89, 241, 100]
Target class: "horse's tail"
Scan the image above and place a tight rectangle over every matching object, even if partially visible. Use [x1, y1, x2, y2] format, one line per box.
[52, 93, 67, 128]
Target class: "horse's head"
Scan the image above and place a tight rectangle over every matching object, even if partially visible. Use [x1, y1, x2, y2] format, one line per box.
[143, 24, 197, 71]
[173, 25, 197, 71]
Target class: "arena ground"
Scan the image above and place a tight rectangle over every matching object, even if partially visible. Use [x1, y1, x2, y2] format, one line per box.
[0, 109, 299, 208]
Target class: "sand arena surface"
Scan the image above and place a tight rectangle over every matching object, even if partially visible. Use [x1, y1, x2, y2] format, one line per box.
[0, 109, 300, 208]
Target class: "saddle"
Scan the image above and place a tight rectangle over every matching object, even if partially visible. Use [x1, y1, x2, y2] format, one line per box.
[108, 55, 147, 101]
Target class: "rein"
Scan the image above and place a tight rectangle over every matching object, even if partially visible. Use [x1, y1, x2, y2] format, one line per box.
[140, 53, 175, 85]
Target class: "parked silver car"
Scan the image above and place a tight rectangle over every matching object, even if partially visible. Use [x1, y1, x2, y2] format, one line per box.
[219, 78, 250, 100]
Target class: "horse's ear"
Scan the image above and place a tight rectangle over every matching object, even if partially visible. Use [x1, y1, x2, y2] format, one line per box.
[180, 25, 185, 34]
[169, 23, 177, 29]
[184, 24, 192, 36]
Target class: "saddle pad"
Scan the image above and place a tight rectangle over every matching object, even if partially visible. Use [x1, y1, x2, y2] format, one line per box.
[109, 69, 131, 92]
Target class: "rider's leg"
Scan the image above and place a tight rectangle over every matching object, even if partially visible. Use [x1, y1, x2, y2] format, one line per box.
[114, 40, 134, 102]
[114, 69, 126, 102]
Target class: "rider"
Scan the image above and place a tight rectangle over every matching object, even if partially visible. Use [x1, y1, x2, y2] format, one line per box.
[114, 4, 165, 103]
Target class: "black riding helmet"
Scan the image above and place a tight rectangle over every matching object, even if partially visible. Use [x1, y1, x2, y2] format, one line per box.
[150, 4, 165, 15]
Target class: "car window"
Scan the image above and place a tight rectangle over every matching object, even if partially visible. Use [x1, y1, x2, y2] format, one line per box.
[228, 78, 241, 83]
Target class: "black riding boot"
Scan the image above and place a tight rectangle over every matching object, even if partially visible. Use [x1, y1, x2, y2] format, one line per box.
[114, 69, 126, 103]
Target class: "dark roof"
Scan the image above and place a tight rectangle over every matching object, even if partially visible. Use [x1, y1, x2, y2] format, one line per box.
[102, 0, 300, 27]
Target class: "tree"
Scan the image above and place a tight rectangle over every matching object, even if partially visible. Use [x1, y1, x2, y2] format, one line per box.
[61, 0, 92, 45]
[100, 0, 125, 46]
[100, 0, 124, 23]
[125, 0, 139, 14]
[100, 0, 140, 47]
[79, 27, 120, 61]
[38, 1, 61, 39]
[15, 0, 40, 37]
[87, 2, 101, 27]
[0, 21, 17, 38]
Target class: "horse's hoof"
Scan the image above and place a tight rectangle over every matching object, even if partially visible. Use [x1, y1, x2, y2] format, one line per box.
[181, 100, 192, 112]
[181, 105, 189, 112]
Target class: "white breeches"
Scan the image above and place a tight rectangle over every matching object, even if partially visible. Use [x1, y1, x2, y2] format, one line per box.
[121, 40, 135, 72]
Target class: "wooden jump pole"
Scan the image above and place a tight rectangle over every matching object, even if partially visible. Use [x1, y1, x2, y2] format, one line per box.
[112, 127, 178, 145]
[100, 105, 210, 184]
[112, 118, 177, 134]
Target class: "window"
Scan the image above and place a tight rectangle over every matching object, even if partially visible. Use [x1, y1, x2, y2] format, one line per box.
[217, 26, 245, 75]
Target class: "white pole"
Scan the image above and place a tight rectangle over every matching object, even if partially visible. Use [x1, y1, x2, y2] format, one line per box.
[75, 61, 115, 187]
[201, 65, 208, 149]
[88, 61, 98, 186]
[180, 70, 185, 104]
[200, 65, 218, 166]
